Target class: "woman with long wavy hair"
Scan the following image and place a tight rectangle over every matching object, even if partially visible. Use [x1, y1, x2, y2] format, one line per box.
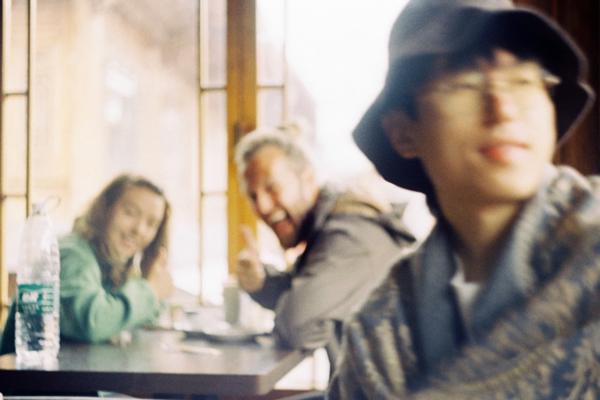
[1, 174, 174, 352]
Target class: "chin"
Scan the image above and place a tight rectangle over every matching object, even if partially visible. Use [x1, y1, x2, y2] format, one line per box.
[481, 185, 539, 204]
[114, 249, 135, 264]
[503, 178, 543, 199]
[279, 240, 293, 249]
[478, 169, 543, 199]
[278, 236, 297, 250]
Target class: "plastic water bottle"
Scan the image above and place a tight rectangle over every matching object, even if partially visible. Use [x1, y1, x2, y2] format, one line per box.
[15, 202, 60, 365]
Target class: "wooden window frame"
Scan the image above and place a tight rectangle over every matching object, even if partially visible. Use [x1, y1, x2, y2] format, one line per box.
[0, 0, 291, 309]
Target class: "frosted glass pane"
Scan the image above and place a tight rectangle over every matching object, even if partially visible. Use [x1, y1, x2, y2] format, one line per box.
[200, 194, 228, 304]
[258, 89, 284, 127]
[201, 92, 227, 193]
[257, 0, 285, 85]
[4, 0, 28, 93]
[3, 197, 27, 273]
[200, 0, 226, 87]
[2, 97, 27, 195]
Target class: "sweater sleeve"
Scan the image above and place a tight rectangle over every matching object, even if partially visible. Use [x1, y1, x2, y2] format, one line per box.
[59, 235, 160, 343]
[327, 322, 370, 400]
[247, 264, 292, 310]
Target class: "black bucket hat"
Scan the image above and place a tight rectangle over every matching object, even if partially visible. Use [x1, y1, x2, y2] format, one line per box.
[353, 0, 595, 195]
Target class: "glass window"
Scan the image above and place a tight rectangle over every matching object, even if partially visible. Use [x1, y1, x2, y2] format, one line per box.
[200, 92, 227, 193]
[4, 0, 28, 94]
[257, 0, 285, 86]
[198, 0, 227, 302]
[6, 0, 202, 294]
[200, 194, 227, 303]
[257, 88, 284, 127]
[2, 198, 27, 273]
[2, 97, 27, 198]
[285, 0, 408, 178]
[200, 0, 226, 88]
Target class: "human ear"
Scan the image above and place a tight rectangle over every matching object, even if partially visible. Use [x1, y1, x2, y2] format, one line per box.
[381, 110, 419, 158]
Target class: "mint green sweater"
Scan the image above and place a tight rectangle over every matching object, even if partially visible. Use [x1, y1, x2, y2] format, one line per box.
[59, 233, 160, 342]
[1, 233, 160, 353]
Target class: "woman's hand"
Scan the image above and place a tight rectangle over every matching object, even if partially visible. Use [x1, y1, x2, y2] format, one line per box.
[145, 247, 175, 300]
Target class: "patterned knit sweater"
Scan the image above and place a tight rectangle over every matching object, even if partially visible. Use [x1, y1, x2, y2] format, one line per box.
[328, 166, 600, 399]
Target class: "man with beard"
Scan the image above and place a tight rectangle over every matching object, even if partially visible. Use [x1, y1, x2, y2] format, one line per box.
[234, 126, 424, 374]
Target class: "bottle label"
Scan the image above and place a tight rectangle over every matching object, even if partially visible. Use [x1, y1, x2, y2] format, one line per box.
[17, 283, 56, 315]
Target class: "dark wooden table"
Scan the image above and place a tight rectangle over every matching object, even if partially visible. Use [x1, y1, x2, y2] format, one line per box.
[0, 330, 306, 398]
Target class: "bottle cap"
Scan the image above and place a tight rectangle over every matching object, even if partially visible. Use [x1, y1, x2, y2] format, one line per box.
[30, 196, 61, 216]
[31, 202, 45, 216]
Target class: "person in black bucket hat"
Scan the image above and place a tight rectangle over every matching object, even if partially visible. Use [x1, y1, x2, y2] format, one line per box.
[354, 0, 594, 198]
[327, 1, 599, 399]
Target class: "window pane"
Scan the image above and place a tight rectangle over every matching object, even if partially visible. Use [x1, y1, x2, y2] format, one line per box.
[201, 91, 227, 193]
[286, 0, 408, 176]
[200, 0, 226, 87]
[257, 0, 285, 85]
[170, 201, 201, 298]
[200, 194, 228, 304]
[3, 197, 27, 273]
[4, 0, 28, 93]
[258, 88, 284, 127]
[2, 96, 27, 195]
[23, 0, 201, 294]
[286, 73, 317, 134]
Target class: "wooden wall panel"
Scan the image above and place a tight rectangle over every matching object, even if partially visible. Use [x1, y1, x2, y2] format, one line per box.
[516, 0, 600, 174]
[226, 0, 257, 274]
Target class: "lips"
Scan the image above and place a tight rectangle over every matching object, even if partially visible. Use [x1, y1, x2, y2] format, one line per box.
[479, 139, 529, 164]
[120, 235, 139, 253]
[264, 209, 297, 246]
[270, 216, 292, 236]
[266, 209, 287, 225]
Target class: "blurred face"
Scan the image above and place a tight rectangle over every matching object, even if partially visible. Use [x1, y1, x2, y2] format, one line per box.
[243, 145, 319, 248]
[105, 185, 166, 264]
[395, 49, 557, 208]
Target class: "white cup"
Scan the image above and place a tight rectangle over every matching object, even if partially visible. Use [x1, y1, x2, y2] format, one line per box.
[223, 278, 240, 325]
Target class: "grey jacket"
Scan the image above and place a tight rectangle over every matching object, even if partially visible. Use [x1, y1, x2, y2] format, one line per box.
[249, 187, 416, 369]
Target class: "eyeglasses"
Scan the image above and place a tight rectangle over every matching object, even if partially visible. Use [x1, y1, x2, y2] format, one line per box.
[424, 66, 561, 99]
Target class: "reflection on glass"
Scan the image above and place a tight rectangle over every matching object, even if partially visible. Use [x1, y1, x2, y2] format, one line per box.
[200, 0, 226, 87]
[258, 89, 284, 127]
[6, 0, 202, 294]
[200, 194, 228, 304]
[201, 92, 227, 193]
[4, 0, 28, 93]
[257, 0, 285, 85]
[2, 97, 27, 195]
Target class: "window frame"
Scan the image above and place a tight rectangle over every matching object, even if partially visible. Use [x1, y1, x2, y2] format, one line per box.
[0, 0, 291, 309]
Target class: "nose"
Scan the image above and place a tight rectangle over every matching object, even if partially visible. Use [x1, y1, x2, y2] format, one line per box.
[130, 217, 149, 238]
[254, 191, 274, 217]
[482, 82, 519, 126]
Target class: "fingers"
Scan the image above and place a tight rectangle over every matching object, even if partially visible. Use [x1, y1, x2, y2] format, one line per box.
[156, 246, 168, 267]
[158, 245, 167, 258]
[241, 225, 258, 254]
[143, 246, 168, 278]
[236, 227, 265, 292]
[147, 263, 174, 300]
[237, 249, 259, 280]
